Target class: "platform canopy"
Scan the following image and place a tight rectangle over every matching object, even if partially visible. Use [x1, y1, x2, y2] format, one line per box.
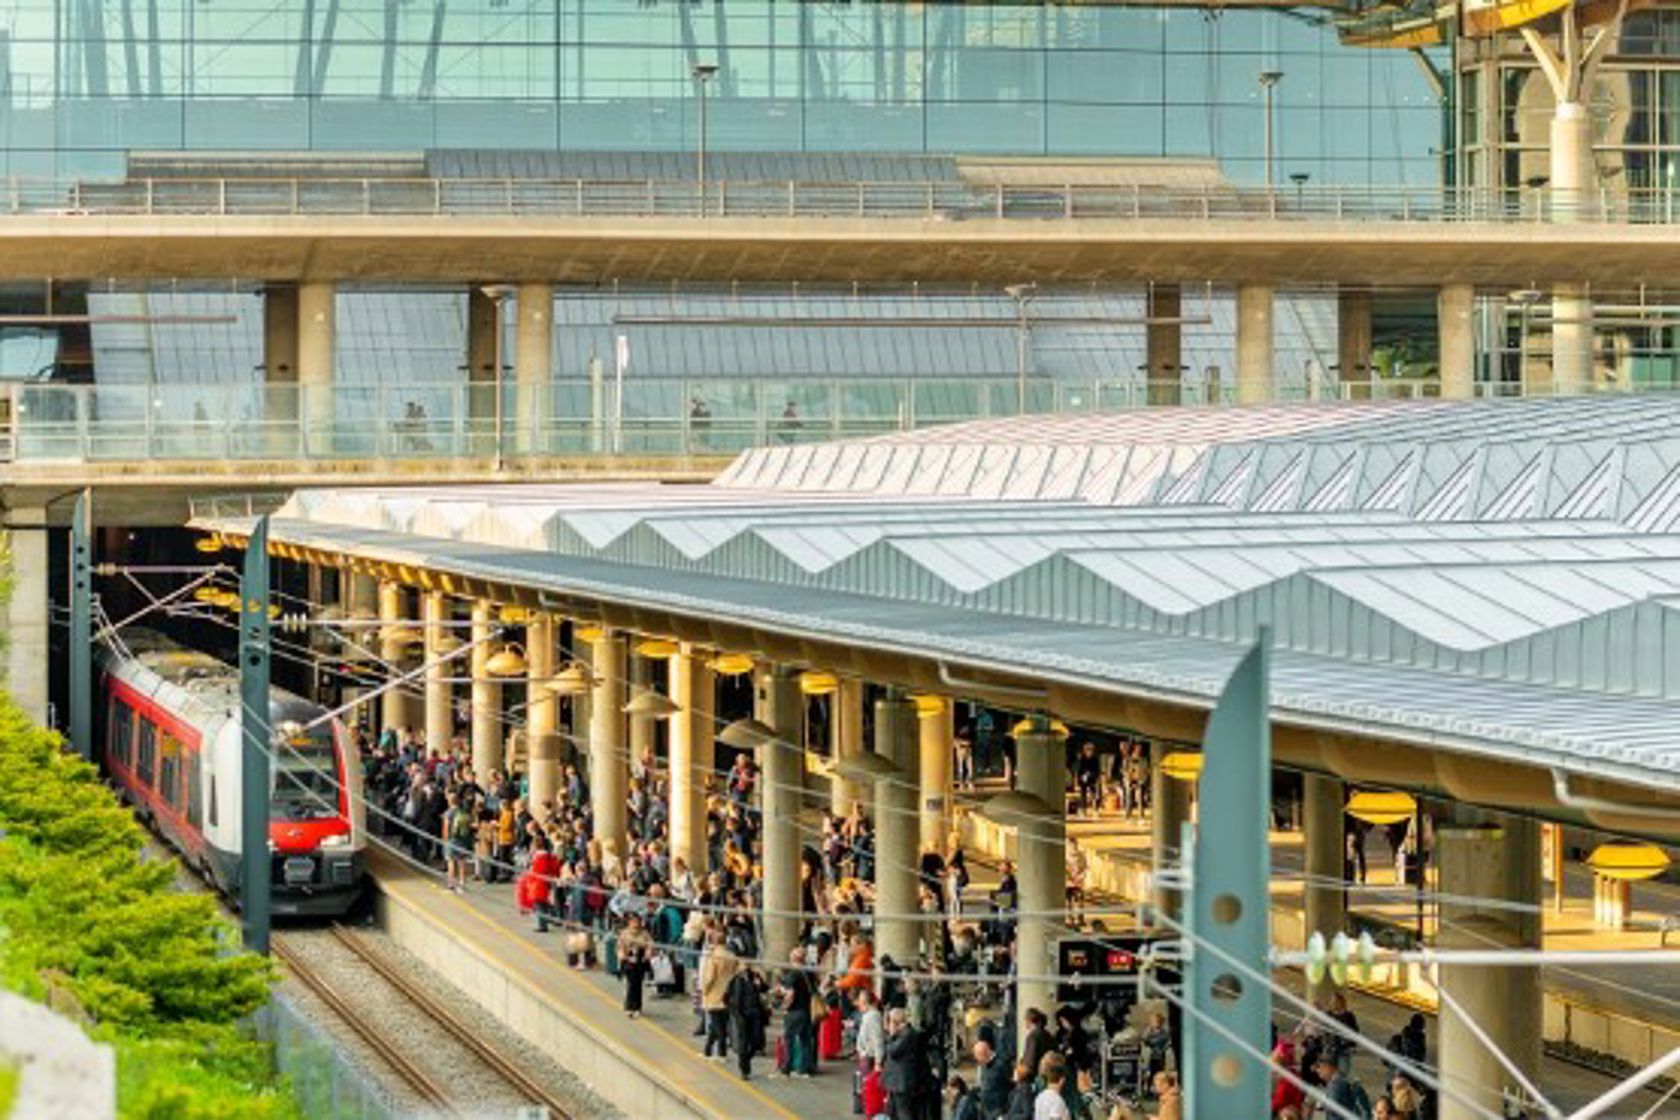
[196, 396, 1680, 812]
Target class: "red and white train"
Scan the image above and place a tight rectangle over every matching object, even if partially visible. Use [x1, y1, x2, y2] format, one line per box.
[96, 629, 366, 916]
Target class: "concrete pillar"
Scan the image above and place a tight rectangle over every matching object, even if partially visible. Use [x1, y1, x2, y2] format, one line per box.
[469, 600, 503, 779]
[526, 614, 560, 812]
[590, 632, 629, 857]
[668, 643, 714, 875]
[917, 698, 953, 856]
[756, 665, 804, 963]
[1014, 727, 1067, 1043]
[1436, 819, 1542, 1120]
[1552, 283, 1593, 396]
[831, 677, 867, 818]
[297, 281, 336, 449]
[1302, 774, 1347, 1001]
[627, 653, 656, 773]
[1337, 288, 1373, 398]
[466, 286, 500, 452]
[377, 581, 410, 737]
[567, 631, 593, 771]
[872, 692, 920, 969]
[515, 282, 554, 454]
[3, 511, 49, 724]
[263, 285, 299, 432]
[1235, 284, 1275, 404]
[1548, 101, 1594, 396]
[1146, 284, 1182, 407]
[1150, 739, 1191, 924]
[1438, 284, 1476, 400]
[422, 590, 452, 760]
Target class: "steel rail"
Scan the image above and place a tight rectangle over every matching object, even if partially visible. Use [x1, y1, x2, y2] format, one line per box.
[326, 924, 576, 1120]
[271, 935, 457, 1113]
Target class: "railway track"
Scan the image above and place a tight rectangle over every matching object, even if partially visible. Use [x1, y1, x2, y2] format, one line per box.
[273, 926, 575, 1118]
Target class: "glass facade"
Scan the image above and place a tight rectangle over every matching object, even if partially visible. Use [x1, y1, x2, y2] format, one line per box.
[0, 1, 1441, 184]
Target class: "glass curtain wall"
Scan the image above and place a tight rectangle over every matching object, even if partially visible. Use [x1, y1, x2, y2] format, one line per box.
[0, 1, 1438, 184]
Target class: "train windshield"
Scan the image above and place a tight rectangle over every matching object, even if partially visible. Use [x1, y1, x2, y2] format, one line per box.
[270, 724, 341, 821]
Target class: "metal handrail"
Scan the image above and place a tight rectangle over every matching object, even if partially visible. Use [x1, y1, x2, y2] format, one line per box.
[5, 175, 1680, 225]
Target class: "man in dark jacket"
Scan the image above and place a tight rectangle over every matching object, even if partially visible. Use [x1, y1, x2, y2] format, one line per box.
[975, 1035, 1012, 1118]
[882, 1007, 931, 1120]
[726, 966, 763, 1081]
[1018, 1007, 1053, 1085]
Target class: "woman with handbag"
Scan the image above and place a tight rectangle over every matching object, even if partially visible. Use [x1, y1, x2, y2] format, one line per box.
[618, 913, 654, 1019]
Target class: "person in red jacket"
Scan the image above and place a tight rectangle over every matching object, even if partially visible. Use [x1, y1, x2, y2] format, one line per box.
[519, 838, 561, 932]
[1270, 1039, 1306, 1117]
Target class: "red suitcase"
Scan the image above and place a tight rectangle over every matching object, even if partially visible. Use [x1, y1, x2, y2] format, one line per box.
[819, 1007, 844, 1060]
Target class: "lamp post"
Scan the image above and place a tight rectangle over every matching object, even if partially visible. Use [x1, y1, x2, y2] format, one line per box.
[481, 284, 514, 470]
[1259, 70, 1284, 193]
[693, 62, 718, 216]
[1290, 171, 1310, 211]
[1005, 282, 1037, 413]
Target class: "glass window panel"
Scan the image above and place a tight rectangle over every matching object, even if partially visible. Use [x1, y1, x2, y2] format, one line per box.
[1047, 51, 1164, 105]
[926, 103, 1043, 153]
[1046, 105, 1162, 155]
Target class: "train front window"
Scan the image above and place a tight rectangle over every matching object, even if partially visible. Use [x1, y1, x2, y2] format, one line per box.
[270, 727, 339, 821]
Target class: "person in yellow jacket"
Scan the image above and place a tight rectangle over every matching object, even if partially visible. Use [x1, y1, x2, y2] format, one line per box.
[698, 929, 740, 1061]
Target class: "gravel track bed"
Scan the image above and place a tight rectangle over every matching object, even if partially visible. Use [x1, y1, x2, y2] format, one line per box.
[279, 925, 620, 1120]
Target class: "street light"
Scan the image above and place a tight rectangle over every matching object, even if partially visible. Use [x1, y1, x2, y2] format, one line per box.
[480, 284, 515, 470]
[1259, 70, 1285, 193]
[1005, 282, 1038, 413]
[693, 62, 719, 215]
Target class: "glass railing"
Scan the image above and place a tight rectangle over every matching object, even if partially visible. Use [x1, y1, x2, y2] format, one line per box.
[5, 176, 1679, 225]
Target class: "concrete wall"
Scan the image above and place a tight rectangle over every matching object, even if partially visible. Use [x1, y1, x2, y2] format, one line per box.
[377, 885, 709, 1120]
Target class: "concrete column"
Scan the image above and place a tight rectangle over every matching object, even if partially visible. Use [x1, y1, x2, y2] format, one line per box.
[917, 697, 954, 856]
[831, 677, 867, 818]
[568, 631, 593, 771]
[1437, 819, 1542, 1120]
[526, 613, 560, 812]
[466, 286, 499, 451]
[1337, 288, 1373, 398]
[1014, 727, 1068, 1043]
[627, 653, 656, 773]
[668, 643, 714, 875]
[590, 632, 629, 857]
[1438, 284, 1476, 400]
[872, 692, 920, 969]
[1235, 284, 1275, 404]
[1150, 739, 1191, 924]
[756, 665, 804, 963]
[3, 511, 48, 724]
[422, 590, 452, 760]
[469, 600, 503, 779]
[515, 282, 554, 454]
[263, 286, 299, 434]
[1146, 284, 1182, 407]
[377, 581, 410, 737]
[1548, 101, 1594, 396]
[1552, 283, 1593, 396]
[297, 281, 336, 450]
[1302, 774, 1347, 1001]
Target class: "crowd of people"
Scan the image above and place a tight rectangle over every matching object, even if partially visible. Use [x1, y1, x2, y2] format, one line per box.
[359, 713, 1437, 1120]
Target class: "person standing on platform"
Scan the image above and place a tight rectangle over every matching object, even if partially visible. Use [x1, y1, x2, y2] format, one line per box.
[775, 946, 817, 1078]
[700, 928, 739, 1061]
[725, 955, 764, 1081]
[618, 912, 653, 1019]
[882, 1007, 931, 1120]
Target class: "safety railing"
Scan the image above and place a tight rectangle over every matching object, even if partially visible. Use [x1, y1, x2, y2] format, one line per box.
[5, 176, 1680, 225]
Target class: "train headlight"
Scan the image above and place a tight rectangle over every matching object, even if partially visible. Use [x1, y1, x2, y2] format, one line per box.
[319, 832, 351, 849]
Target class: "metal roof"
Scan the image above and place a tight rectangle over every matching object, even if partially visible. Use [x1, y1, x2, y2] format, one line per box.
[197, 396, 1680, 787]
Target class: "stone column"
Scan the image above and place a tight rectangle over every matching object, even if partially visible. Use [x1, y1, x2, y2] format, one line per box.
[756, 664, 804, 963]
[1302, 774, 1347, 1001]
[3, 510, 48, 723]
[590, 631, 629, 856]
[1146, 284, 1182, 407]
[515, 282, 554, 454]
[377, 581, 410, 737]
[297, 281, 336, 452]
[422, 590, 452, 760]
[831, 677, 867, 818]
[917, 697, 954, 856]
[1150, 739, 1191, 924]
[1438, 284, 1476, 400]
[1014, 726, 1068, 1043]
[1436, 819, 1542, 1120]
[1235, 284, 1275, 404]
[469, 600, 503, 778]
[627, 652, 657, 774]
[466, 285, 499, 450]
[1548, 99, 1594, 396]
[669, 643, 714, 875]
[526, 613, 561, 812]
[1337, 288, 1373, 398]
[872, 692, 920, 969]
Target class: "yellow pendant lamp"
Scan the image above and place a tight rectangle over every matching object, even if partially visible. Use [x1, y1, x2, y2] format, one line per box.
[1159, 750, 1204, 782]
[635, 637, 681, 659]
[381, 624, 424, 647]
[484, 643, 529, 677]
[910, 693, 948, 718]
[545, 662, 596, 696]
[193, 535, 222, 554]
[192, 586, 223, 605]
[709, 653, 756, 677]
[622, 690, 680, 718]
[1345, 790, 1418, 826]
[1587, 841, 1672, 882]
[799, 670, 839, 696]
[574, 623, 606, 644]
[498, 604, 531, 625]
[1009, 716, 1070, 739]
